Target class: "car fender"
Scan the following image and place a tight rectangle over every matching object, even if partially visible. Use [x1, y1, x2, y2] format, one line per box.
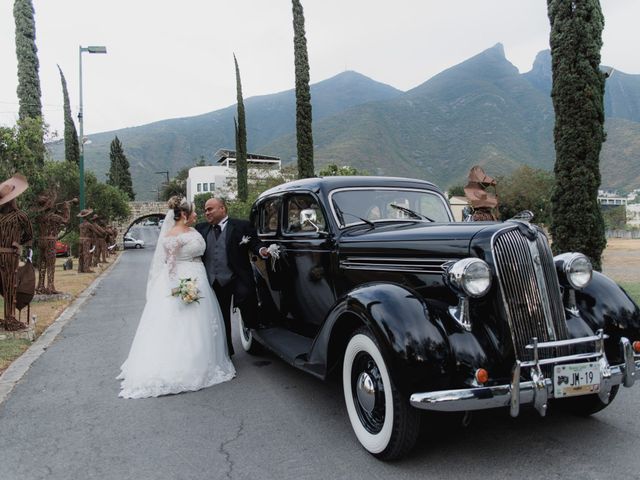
[575, 271, 640, 362]
[308, 282, 452, 394]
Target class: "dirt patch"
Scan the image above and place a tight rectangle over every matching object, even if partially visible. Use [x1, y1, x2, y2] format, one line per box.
[601, 238, 640, 283]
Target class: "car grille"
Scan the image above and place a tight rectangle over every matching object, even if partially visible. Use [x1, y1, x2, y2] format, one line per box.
[492, 226, 569, 363]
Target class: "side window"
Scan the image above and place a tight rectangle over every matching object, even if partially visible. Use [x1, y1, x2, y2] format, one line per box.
[203, 183, 209, 192]
[197, 183, 202, 193]
[259, 197, 281, 234]
[209, 182, 215, 192]
[284, 194, 326, 234]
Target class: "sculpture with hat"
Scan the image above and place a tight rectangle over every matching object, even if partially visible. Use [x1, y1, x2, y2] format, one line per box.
[0, 174, 34, 331]
[33, 190, 78, 294]
[463, 165, 499, 221]
[77, 208, 95, 273]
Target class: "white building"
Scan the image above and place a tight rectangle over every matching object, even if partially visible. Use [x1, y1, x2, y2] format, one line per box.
[186, 149, 281, 202]
[628, 204, 640, 227]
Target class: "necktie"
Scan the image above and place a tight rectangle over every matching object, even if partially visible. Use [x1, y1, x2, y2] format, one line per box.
[213, 224, 221, 240]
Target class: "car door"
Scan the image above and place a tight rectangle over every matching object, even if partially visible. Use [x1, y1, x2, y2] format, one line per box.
[277, 192, 337, 336]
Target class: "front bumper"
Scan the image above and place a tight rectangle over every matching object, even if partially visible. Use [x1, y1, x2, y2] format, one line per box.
[410, 332, 639, 417]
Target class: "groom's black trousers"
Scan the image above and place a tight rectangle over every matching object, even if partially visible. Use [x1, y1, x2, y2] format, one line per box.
[212, 280, 260, 357]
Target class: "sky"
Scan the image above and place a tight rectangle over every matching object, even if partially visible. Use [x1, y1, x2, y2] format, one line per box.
[1, 0, 639, 139]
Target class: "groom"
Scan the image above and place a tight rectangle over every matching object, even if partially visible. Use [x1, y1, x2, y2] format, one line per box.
[196, 197, 268, 356]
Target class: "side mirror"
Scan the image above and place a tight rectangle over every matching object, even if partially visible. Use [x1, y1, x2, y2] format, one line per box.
[300, 208, 320, 233]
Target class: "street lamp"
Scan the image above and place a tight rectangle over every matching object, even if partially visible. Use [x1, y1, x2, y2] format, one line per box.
[78, 45, 107, 211]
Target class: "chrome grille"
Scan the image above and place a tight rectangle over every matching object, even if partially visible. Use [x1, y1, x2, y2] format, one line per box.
[492, 226, 569, 362]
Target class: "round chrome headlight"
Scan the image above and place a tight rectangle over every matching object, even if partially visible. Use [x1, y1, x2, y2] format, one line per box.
[554, 253, 593, 289]
[447, 258, 492, 298]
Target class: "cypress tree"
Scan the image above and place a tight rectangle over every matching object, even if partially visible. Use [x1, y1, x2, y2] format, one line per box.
[292, 0, 314, 178]
[14, 0, 42, 121]
[14, 0, 44, 169]
[234, 54, 248, 202]
[547, 0, 607, 270]
[106, 136, 135, 200]
[57, 65, 80, 165]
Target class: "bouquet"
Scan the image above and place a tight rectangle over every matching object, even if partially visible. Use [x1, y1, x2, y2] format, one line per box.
[171, 277, 202, 304]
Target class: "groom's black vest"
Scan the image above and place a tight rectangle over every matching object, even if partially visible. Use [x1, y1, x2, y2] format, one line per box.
[205, 225, 233, 286]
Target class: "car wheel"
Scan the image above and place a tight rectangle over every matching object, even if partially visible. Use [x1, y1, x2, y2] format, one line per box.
[342, 327, 420, 460]
[554, 385, 619, 416]
[135, 244, 141, 249]
[237, 308, 264, 355]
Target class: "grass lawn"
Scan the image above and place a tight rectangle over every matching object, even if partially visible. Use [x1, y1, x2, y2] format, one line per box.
[620, 282, 640, 305]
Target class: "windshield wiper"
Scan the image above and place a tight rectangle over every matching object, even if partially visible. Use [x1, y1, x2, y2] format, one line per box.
[333, 202, 374, 229]
[389, 204, 434, 222]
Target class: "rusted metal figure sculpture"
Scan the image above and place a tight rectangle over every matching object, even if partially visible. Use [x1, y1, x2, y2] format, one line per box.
[77, 209, 95, 273]
[0, 174, 33, 331]
[464, 165, 499, 221]
[34, 192, 78, 294]
[105, 225, 118, 256]
[90, 214, 107, 266]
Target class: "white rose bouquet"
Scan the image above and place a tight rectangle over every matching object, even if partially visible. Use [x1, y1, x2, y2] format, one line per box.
[171, 277, 202, 304]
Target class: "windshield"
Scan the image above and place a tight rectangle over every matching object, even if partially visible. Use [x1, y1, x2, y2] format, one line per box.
[330, 188, 452, 227]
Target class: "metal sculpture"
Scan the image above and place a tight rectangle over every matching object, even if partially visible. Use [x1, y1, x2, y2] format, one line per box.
[34, 192, 78, 294]
[77, 209, 95, 273]
[463, 165, 499, 221]
[90, 214, 107, 266]
[0, 174, 33, 331]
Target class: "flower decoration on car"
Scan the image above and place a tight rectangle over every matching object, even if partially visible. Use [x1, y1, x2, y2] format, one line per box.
[239, 235, 251, 245]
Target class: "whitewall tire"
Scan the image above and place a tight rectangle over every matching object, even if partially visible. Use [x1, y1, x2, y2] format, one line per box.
[236, 308, 263, 355]
[342, 328, 420, 460]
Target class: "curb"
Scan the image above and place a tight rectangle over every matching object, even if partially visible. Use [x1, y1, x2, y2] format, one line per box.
[0, 254, 123, 406]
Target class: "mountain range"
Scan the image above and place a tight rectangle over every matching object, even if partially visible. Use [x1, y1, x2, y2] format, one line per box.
[47, 43, 640, 200]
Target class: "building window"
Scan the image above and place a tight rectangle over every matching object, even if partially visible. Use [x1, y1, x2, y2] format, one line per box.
[197, 183, 202, 192]
[209, 182, 215, 191]
[203, 183, 209, 192]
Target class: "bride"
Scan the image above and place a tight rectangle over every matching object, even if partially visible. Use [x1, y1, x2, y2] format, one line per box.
[118, 196, 235, 398]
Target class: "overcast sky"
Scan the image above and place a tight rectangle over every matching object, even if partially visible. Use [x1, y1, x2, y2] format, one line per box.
[1, 0, 639, 138]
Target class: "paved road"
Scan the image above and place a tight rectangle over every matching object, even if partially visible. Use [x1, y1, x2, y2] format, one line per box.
[1, 244, 640, 479]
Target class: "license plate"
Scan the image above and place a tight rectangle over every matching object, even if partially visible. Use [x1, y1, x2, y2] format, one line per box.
[554, 362, 600, 398]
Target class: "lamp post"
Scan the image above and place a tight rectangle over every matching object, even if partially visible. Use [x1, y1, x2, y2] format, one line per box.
[155, 171, 170, 200]
[78, 45, 107, 211]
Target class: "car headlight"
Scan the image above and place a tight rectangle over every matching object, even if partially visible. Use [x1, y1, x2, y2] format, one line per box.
[446, 258, 492, 298]
[554, 253, 593, 290]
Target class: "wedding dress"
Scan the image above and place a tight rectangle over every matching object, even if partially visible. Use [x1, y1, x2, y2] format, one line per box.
[118, 219, 235, 399]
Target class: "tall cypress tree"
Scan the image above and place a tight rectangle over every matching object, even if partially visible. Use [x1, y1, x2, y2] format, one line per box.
[14, 0, 44, 169]
[57, 65, 80, 165]
[14, 0, 42, 121]
[234, 54, 248, 202]
[547, 0, 607, 270]
[106, 136, 135, 200]
[292, 0, 314, 178]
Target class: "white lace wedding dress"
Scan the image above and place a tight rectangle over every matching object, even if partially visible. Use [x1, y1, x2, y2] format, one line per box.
[117, 228, 235, 399]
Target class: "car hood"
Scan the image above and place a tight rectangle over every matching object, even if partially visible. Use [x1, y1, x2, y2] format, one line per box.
[338, 221, 509, 259]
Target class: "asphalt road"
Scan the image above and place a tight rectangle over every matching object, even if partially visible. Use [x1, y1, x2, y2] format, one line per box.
[1, 235, 640, 479]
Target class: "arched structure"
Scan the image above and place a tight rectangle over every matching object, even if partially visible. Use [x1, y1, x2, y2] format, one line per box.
[114, 201, 166, 246]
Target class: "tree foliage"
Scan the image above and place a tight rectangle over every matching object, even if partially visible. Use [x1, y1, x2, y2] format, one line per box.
[497, 166, 555, 226]
[292, 0, 314, 178]
[57, 65, 80, 165]
[547, 0, 607, 270]
[234, 54, 248, 202]
[14, 0, 42, 122]
[318, 163, 361, 176]
[106, 136, 135, 200]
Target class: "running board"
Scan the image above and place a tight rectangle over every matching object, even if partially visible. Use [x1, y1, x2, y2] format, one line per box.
[252, 327, 324, 378]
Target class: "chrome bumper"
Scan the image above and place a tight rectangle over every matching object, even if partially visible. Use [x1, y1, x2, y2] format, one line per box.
[410, 333, 639, 417]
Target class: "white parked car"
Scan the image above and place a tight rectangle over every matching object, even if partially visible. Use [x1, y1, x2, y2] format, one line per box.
[123, 235, 145, 249]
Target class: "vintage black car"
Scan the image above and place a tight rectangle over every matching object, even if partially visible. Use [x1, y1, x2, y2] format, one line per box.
[240, 176, 640, 460]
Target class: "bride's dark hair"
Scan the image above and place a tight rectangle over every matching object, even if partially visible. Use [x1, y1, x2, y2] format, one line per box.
[167, 196, 194, 221]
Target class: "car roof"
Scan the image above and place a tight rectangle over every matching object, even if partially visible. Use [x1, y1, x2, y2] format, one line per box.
[258, 176, 443, 200]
